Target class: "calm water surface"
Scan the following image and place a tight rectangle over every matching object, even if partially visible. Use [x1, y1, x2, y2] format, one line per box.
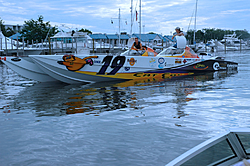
[0, 51, 250, 166]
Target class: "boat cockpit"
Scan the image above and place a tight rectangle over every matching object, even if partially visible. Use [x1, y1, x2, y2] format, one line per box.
[157, 47, 186, 56]
[121, 47, 158, 57]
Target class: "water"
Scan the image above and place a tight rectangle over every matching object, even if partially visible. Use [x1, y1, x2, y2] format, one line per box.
[0, 51, 250, 166]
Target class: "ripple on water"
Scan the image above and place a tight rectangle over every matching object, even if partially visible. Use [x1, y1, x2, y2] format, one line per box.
[1, 51, 250, 165]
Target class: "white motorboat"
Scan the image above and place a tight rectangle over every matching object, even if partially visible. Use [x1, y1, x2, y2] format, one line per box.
[220, 33, 249, 50]
[206, 39, 238, 52]
[166, 128, 250, 166]
[51, 31, 91, 54]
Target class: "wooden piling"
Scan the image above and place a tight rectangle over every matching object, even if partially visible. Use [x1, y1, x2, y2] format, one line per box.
[224, 38, 226, 54]
[92, 38, 95, 53]
[48, 37, 51, 55]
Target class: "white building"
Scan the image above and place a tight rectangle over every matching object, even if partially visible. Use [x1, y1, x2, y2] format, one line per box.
[4, 24, 24, 32]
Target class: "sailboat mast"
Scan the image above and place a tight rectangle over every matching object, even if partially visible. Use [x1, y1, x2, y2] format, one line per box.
[139, 0, 142, 40]
[193, 0, 198, 45]
[119, 8, 121, 46]
[130, 0, 133, 35]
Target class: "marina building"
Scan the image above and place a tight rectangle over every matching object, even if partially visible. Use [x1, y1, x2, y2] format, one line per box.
[4, 24, 24, 32]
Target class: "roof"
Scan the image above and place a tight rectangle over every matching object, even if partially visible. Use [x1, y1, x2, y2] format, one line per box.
[94, 34, 130, 40]
[9, 32, 22, 39]
[119, 34, 130, 40]
[86, 33, 174, 42]
[106, 34, 119, 39]
[164, 35, 175, 42]
[90, 34, 107, 39]
[132, 34, 159, 42]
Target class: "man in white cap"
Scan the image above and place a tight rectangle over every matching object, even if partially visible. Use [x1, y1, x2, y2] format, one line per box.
[172, 27, 184, 40]
[171, 27, 185, 48]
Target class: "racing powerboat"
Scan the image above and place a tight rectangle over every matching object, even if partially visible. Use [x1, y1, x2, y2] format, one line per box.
[0, 36, 238, 84]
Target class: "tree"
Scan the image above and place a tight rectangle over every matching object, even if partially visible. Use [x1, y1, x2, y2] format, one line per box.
[20, 15, 58, 43]
[235, 30, 250, 39]
[5, 27, 15, 37]
[0, 18, 16, 37]
[186, 28, 250, 44]
[78, 28, 92, 35]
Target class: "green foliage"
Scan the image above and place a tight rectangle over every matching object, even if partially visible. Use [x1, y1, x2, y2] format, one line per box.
[5, 28, 15, 37]
[20, 15, 58, 43]
[0, 18, 16, 37]
[148, 32, 156, 34]
[186, 28, 250, 44]
[78, 28, 92, 34]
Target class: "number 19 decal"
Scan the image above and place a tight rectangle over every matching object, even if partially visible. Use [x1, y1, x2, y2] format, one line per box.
[97, 56, 126, 75]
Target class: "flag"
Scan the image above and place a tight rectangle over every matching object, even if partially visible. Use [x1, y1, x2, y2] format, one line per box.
[136, 11, 138, 21]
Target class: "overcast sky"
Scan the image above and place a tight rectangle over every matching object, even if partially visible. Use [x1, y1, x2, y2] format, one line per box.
[0, 0, 249, 35]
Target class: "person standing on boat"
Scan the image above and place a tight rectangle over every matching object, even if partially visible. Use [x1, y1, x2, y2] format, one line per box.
[131, 37, 143, 51]
[172, 27, 184, 48]
[172, 27, 184, 40]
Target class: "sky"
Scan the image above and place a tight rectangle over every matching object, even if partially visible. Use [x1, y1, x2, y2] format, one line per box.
[0, 0, 250, 35]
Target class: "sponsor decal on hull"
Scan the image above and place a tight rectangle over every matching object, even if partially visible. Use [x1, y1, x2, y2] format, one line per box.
[175, 59, 182, 64]
[158, 57, 165, 64]
[76, 71, 194, 80]
[128, 58, 137, 66]
[149, 58, 157, 68]
[0, 57, 6, 61]
[133, 72, 193, 79]
[227, 64, 238, 68]
[213, 62, 220, 70]
[193, 63, 209, 70]
[58, 55, 98, 71]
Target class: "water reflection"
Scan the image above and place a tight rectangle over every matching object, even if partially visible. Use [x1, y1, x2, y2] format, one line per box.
[3, 70, 237, 118]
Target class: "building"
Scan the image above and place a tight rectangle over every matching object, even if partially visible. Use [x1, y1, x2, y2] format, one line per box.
[4, 24, 24, 32]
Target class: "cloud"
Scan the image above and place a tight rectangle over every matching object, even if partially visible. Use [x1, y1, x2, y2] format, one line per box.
[50, 21, 96, 31]
[0, 1, 28, 15]
[0, 0, 249, 34]
[220, 9, 250, 15]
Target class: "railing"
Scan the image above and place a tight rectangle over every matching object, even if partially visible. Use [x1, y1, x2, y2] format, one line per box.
[0, 36, 175, 56]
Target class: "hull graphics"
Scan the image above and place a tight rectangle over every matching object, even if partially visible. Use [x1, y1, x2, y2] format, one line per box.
[170, 59, 238, 72]
[21, 54, 238, 84]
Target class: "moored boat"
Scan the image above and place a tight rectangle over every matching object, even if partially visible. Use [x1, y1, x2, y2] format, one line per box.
[0, 36, 238, 84]
[0, 56, 57, 82]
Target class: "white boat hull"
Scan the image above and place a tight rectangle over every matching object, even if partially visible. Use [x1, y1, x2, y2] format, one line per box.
[0, 56, 57, 82]
[1, 44, 238, 84]
[28, 52, 237, 84]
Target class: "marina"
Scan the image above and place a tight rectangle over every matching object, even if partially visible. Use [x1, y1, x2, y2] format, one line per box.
[0, 49, 250, 165]
[1, 0, 250, 165]
[1, 28, 250, 57]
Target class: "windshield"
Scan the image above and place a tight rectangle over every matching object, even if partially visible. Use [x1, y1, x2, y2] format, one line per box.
[158, 48, 185, 56]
